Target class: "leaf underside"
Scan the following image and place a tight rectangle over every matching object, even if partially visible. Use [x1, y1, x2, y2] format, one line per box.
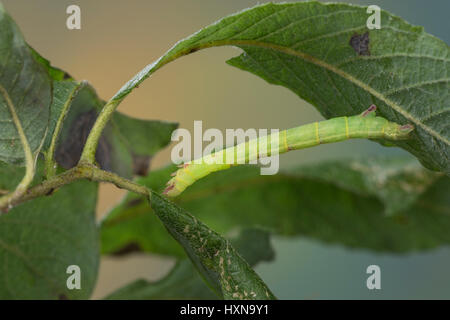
[0, 179, 99, 299]
[0, 4, 52, 164]
[224, 3, 449, 173]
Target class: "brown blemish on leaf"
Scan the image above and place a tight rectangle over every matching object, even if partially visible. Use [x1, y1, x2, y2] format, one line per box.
[186, 47, 200, 54]
[132, 154, 151, 176]
[349, 32, 370, 56]
[125, 198, 143, 208]
[58, 293, 68, 300]
[63, 72, 73, 80]
[111, 242, 142, 256]
[55, 110, 96, 169]
[55, 110, 111, 171]
[96, 135, 112, 171]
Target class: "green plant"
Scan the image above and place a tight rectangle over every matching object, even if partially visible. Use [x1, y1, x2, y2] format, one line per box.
[0, 1, 448, 299]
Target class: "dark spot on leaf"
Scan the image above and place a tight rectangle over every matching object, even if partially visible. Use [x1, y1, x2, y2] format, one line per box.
[55, 110, 111, 170]
[58, 293, 68, 300]
[63, 72, 73, 80]
[96, 134, 112, 171]
[126, 198, 143, 208]
[132, 154, 151, 176]
[111, 243, 142, 256]
[394, 215, 409, 225]
[349, 32, 370, 56]
[187, 47, 200, 54]
[55, 110, 96, 168]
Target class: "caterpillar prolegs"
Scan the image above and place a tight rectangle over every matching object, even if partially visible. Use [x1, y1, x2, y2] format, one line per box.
[164, 105, 414, 197]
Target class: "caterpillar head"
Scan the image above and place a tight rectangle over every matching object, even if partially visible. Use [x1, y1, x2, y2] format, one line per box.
[361, 105, 414, 140]
[385, 123, 415, 140]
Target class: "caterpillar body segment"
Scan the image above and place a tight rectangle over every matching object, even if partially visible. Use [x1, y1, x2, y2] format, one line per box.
[164, 106, 414, 197]
[164, 162, 231, 196]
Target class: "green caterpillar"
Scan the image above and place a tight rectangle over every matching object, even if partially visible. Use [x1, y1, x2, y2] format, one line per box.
[164, 105, 414, 197]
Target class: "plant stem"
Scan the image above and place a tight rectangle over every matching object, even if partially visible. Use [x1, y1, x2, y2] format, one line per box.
[0, 164, 149, 213]
[78, 99, 119, 165]
[0, 84, 35, 210]
[78, 164, 149, 196]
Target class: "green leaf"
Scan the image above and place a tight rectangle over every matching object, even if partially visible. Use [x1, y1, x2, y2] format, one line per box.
[149, 191, 276, 300]
[0, 4, 52, 165]
[29, 46, 71, 81]
[225, 3, 449, 173]
[42, 80, 82, 151]
[101, 156, 449, 254]
[110, 2, 449, 174]
[109, 112, 178, 176]
[0, 179, 99, 299]
[287, 156, 439, 216]
[105, 228, 274, 300]
[0, 157, 45, 193]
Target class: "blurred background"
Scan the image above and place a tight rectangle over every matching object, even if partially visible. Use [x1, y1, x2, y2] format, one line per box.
[2, 0, 449, 299]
